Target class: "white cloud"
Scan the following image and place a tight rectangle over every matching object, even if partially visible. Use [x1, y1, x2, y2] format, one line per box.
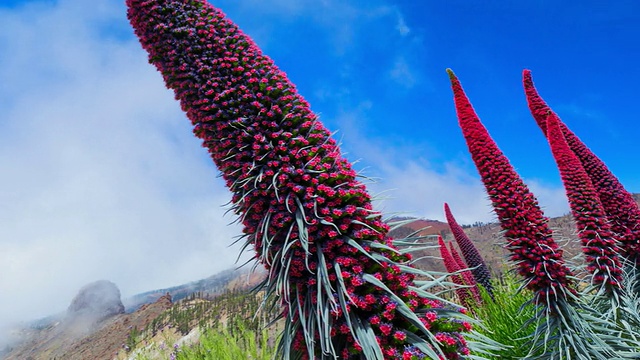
[525, 179, 570, 218]
[331, 110, 570, 225]
[370, 160, 494, 224]
[395, 10, 410, 36]
[369, 157, 570, 225]
[388, 56, 417, 89]
[219, 0, 401, 56]
[0, 0, 247, 327]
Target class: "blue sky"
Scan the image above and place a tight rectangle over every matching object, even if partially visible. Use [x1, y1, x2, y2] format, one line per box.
[0, 0, 638, 330]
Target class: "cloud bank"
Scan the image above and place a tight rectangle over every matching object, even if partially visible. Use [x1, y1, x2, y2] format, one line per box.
[0, 0, 245, 326]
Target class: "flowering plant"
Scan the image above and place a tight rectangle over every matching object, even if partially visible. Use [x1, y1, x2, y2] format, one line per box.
[437, 235, 481, 308]
[545, 111, 623, 294]
[447, 69, 574, 305]
[444, 203, 492, 298]
[126, 1, 473, 358]
[524, 70, 640, 265]
[447, 69, 623, 359]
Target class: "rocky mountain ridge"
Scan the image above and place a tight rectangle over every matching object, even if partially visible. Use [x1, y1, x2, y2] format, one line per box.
[1, 268, 261, 360]
[3, 194, 639, 359]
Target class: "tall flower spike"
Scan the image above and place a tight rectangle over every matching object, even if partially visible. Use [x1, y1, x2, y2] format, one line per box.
[446, 69, 573, 305]
[524, 70, 640, 265]
[444, 203, 493, 298]
[546, 111, 623, 294]
[126, 1, 472, 358]
[448, 242, 482, 305]
[447, 69, 622, 360]
[438, 236, 478, 308]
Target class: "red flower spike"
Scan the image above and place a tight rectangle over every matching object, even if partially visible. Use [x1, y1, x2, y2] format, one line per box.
[524, 70, 640, 265]
[546, 111, 623, 292]
[439, 235, 461, 275]
[449, 242, 467, 274]
[447, 69, 575, 305]
[449, 242, 482, 304]
[444, 203, 493, 298]
[438, 236, 477, 308]
[126, 1, 470, 359]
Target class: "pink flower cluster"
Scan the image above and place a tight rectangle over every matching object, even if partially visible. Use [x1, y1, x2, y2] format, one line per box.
[524, 70, 640, 265]
[438, 236, 481, 308]
[126, 1, 470, 358]
[546, 112, 623, 290]
[444, 203, 493, 298]
[447, 69, 575, 304]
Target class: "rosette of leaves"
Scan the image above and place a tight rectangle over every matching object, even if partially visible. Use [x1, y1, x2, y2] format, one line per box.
[447, 68, 618, 359]
[126, 1, 473, 358]
[524, 70, 640, 266]
[444, 203, 493, 298]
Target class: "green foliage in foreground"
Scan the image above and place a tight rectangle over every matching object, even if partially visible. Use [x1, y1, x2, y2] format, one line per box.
[132, 319, 275, 360]
[469, 273, 539, 359]
[172, 320, 274, 360]
[126, 289, 278, 360]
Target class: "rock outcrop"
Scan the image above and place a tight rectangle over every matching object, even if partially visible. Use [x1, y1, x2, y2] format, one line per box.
[4, 289, 172, 360]
[67, 280, 125, 324]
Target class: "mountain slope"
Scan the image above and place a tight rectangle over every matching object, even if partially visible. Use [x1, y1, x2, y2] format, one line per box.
[392, 194, 640, 275]
[2, 268, 264, 360]
[4, 194, 639, 359]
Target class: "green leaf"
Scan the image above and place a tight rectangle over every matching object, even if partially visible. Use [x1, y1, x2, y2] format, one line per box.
[362, 273, 445, 358]
[343, 236, 381, 265]
[351, 313, 384, 360]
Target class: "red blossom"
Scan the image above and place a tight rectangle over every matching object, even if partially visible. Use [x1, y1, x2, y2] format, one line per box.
[546, 111, 623, 291]
[126, 1, 470, 358]
[444, 203, 493, 298]
[449, 242, 482, 304]
[393, 330, 407, 342]
[438, 236, 478, 308]
[524, 70, 640, 265]
[447, 69, 575, 304]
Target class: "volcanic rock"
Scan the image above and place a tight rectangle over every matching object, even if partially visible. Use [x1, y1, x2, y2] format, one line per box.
[66, 280, 125, 325]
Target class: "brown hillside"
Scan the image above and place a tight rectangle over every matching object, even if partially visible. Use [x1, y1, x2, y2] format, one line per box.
[3, 269, 266, 360]
[5, 196, 638, 360]
[400, 194, 640, 276]
[5, 295, 172, 360]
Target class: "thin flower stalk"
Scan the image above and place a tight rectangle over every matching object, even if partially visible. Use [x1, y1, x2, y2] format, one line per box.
[448, 242, 477, 289]
[444, 203, 493, 298]
[546, 111, 623, 293]
[524, 70, 640, 265]
[447, 69, 574, 305]
[126, 1, 471, 359]
[448, 242, 482, 305]
[438, 236, 478, 308]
